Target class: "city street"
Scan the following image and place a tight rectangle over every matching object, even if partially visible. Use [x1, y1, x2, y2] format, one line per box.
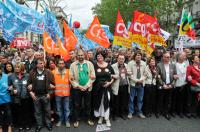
[16, 116, 200, 132]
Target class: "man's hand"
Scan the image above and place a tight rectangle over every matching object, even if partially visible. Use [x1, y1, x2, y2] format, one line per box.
[50, 84, 55, 89]
[28, 84, 32, 91]
[78, 85, 86, 91]
[138, 79, 144, 84]
[173, 75, 179, 80]
[163, 84, 168, 89]
[168, 85, 173, 89]
[30, 91, 37, 101]
[46, 93, 50, 99]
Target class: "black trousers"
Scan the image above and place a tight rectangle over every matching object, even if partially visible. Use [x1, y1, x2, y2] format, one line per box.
[171, 85, 187, 114]
[113, 85, 129, 116]
[73, 89, 92, 121]
[143, 84, 156, 114]
[156, 88, 172, 115]
[187, 86, 199, 114]
[12, 98, 32, 127]
[0, 103, 12, 127]
[33, 95, 51, 126]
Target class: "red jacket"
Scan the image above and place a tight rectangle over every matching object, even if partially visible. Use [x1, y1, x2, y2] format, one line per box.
[186, 65, 200, 85]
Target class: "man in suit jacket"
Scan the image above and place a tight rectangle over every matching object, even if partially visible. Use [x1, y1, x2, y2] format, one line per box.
[156, 51, 178, 120]
[111, 54, 130, 120]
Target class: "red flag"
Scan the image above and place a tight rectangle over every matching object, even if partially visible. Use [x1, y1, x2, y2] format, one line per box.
[63, 20, 78, 51]
[85, 16, 110, 48]
[113, 10, 131, 48]
[114, 10, 129, 37]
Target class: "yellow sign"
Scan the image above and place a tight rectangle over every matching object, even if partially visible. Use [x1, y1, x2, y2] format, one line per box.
[113, 36, 132, 48]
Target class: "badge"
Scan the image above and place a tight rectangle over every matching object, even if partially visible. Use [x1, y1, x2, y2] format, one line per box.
[22, 80, 27, 85]
[80, 67, 83, 71]
[37, 75, 44, 80]
[105, 68, 109, 72]
[97, 68, 101, 72]
[121, 73, 125, 79]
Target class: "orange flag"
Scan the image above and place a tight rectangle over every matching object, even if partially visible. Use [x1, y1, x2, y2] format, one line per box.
[85, 16, 110, 48]
[57, 36, 70, 61]
[63, 20, 78, 51]
[43, 32, 55, 54]
[53, 43, 60, 56]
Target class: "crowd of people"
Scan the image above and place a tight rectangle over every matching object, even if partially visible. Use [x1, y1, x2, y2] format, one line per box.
[0, 46, 200, 132]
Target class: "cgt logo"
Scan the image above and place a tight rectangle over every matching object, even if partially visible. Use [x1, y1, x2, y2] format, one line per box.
[116, 23, 129, 38]
[134, 22, 147, 37]
[146, 22, 161, 35]
[90, 24, 109, 42]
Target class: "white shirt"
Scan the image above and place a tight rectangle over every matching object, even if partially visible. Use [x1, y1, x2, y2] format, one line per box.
[164, 64, 170, 84]
[175, 62, 187, 87]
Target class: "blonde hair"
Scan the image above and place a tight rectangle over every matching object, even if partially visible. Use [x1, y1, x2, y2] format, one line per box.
[14, 63, 25, 73]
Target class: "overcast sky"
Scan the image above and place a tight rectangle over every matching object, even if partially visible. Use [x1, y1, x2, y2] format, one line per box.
[64, 0, 101, 29]
[27, 0, 101, 29]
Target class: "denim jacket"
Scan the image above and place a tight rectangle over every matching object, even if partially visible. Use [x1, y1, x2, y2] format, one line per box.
[8, 73, 30, 103]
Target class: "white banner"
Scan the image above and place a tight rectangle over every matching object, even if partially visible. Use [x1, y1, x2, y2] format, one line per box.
[175, 36, 199, 48]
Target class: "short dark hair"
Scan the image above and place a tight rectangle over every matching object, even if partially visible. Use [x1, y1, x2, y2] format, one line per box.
[163, 51, 170, 57]
[133, 51, 142, 60]
[95, 50, 107, 60]
[191, 55, 199, 62]
[36, 58, 45, 65]
[58, 58, 65, 63]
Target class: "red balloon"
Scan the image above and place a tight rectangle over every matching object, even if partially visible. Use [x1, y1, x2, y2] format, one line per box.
[73, 21, 80, 28]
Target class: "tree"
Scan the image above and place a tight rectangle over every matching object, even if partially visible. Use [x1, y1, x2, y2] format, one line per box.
[92, 0, 185, 33]
[40, 0, 68, 12]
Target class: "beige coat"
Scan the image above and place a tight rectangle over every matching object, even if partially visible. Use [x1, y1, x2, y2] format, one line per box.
[127, 60, 147, 86]
[69, 60, 95, 91]
[111, 63, 130, 95]
[144, 66, 157, 85]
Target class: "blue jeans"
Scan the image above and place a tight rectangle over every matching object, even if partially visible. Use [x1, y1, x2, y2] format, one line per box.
[55, 96, 70, 122]
[128, 85, 144, 115]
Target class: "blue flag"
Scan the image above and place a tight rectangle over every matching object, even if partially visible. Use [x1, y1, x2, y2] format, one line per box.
[101, 25, 113, 40]
[44, 8, 64, 43]
[74, 28, 98, 50]
[68, 14, 72, 29]
[4, 0, 44, 34]
[0, 2, 30, 42]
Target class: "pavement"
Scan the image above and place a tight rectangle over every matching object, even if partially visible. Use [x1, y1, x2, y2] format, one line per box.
[12, 115, 200, 132]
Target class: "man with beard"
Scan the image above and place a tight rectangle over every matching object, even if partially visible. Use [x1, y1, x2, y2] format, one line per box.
[69, 49, 95, 128]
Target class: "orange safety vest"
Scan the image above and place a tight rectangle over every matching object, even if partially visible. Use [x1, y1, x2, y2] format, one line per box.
[52, 69, 70, 96]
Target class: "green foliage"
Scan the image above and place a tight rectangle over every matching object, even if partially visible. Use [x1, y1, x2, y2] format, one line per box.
[92, 0, 185, 33]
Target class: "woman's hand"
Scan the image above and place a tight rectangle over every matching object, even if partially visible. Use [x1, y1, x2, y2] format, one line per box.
[103, 81, 111, 88]
[8, 85, 13, 91]
[13, 90, 17, 94]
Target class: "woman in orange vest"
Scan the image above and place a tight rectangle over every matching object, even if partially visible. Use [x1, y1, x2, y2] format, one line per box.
[52, 59, 71, 128]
